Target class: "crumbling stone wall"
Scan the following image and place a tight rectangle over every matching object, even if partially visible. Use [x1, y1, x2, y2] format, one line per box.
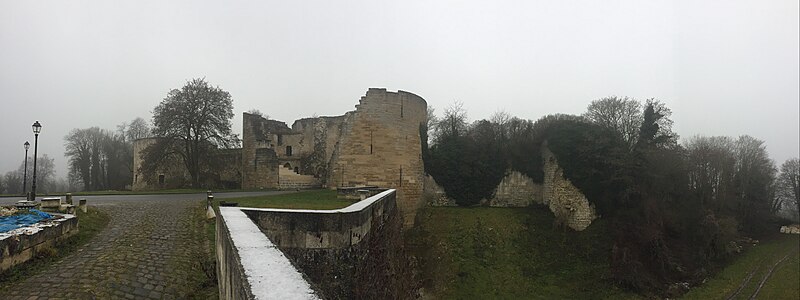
[241, 89, 427, 226]
[426, 146, 597, 231]
[541, 145, 597, 231]
[132, 138, 244, 191]
[132, 138, 190, 191]
[241, 113, 351, 189]
[293, 115, 351, 181]
[241, 114, 285, 189]
[488, 171, 542, 207]
[424, 175, 456, 207]
[328, 88, 427, 227]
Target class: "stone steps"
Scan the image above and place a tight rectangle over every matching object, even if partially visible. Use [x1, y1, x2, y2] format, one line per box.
[278, 167, 321, 189]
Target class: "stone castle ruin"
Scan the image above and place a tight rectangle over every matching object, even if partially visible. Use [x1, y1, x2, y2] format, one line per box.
[427, 143, 598, 231]
[133, 88, 427, 225]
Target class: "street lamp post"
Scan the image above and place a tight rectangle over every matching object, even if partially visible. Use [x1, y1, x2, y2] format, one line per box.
[23, 141, 30, 197]
[30, 121, 41, 201]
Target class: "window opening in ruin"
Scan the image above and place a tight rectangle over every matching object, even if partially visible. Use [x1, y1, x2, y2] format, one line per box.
[370, 130, 373, 154]
[284, 162, 291, 169]
[401, 98, 404, 118]
[286, 146, 293, 156]
[134, 175, 138, 183]
[399, 166, 403, 187]
[158, 174, 165, 185]
[277, 134, 283, 145]
[294, 167, 299, 174]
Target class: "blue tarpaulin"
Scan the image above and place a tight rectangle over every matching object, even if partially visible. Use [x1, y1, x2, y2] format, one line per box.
[0, 209, 54, 233]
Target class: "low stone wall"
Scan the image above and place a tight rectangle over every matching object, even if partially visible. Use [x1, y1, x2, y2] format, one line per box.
[0, 213, 78, 273]
[424, 175, 456, 206]
[335, 186, 384, 200]
[216, 207, 318, 300]
[780, 225, 800, 234]
[216, 189, 415, 299]
[488, 171, 542, 207]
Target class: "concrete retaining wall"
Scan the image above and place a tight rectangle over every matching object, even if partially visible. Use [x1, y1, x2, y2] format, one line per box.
[0, 213, 78, 272]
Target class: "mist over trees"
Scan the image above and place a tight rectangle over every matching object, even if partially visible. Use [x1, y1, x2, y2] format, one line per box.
[776, 158, 800, 220]
[63, 118, 152, 191]
[0, 154, 61, 194]
[424, 96, 791, 295]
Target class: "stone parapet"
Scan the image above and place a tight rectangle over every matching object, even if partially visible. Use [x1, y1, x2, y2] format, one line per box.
[0, 213, 78, 273]
[216, 189, 415, 299]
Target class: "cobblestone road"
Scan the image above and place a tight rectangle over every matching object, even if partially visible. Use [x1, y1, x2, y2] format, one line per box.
[0, 192, 284, 300]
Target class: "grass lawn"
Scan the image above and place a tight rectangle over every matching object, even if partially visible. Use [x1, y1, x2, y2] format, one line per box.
[0, 206, 111, 287]
[219, 189, 355, 210]
[0, 188, 269, 198]
[683, 234, 800, 300]
[409, 205, 638, 300]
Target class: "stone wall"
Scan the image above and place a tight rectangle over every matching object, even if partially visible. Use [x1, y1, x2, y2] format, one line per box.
[216, 189, 415, 299]
[215, 208, 257, 300]
[216, 205, 318, 299]
[292, 115, 352, 180]
[241, 114, 285, 189]
[427, 145, 597, 231]
[424, 175, 456, 207]
[488, 171, 542, 207]
[241, 113, 350, 190]
[132, 138, 190, 191]
[132, 138, 244, 191]
[0, 214, 78, 272]
[241, 89, 427, 227]
[328, 89, 427, 227]
[541, 145, 597, 231]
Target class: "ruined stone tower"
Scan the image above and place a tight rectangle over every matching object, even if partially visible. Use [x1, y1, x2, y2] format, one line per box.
[328, 88, 427, 226]
[241, 88, 428, 226]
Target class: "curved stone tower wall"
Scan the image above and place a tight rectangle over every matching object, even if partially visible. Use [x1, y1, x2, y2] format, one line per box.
[328, 88, 427, 226]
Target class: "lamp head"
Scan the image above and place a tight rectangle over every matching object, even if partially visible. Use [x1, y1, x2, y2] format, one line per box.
[32, 121, 42, 134]
[24, 141, 30, 150]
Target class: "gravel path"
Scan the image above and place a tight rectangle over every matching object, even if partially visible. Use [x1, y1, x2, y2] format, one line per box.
[0, 191, 286, 300]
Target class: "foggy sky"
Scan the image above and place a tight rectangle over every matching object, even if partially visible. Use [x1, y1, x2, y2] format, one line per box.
[1, 0, 798, 180]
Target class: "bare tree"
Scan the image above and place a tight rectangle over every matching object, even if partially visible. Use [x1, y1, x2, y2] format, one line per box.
[143, 78, 238, 188]
[433, 101, 468, 143]
[685, 136, 737, 211]
[65, 127, 102, 191]
[584, 96, 642, 147]
[126, 117, 152, 141]
[490, 110, 512, 140]
[4, 155, 57, 194]
[3, 170, 22, 194]
[732, 135, 777, 231]
[777, 158, 800, 220]
[65, 127, 132, 191]
[33, 154, 56, 193]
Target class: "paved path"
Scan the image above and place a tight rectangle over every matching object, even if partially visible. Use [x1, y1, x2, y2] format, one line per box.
[0, 191, 289, 300]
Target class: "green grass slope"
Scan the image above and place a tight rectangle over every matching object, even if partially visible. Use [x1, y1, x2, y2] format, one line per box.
[683, 234, 799, 300]
[410, 206, 636, 299]
[220, 189, 354, 210]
